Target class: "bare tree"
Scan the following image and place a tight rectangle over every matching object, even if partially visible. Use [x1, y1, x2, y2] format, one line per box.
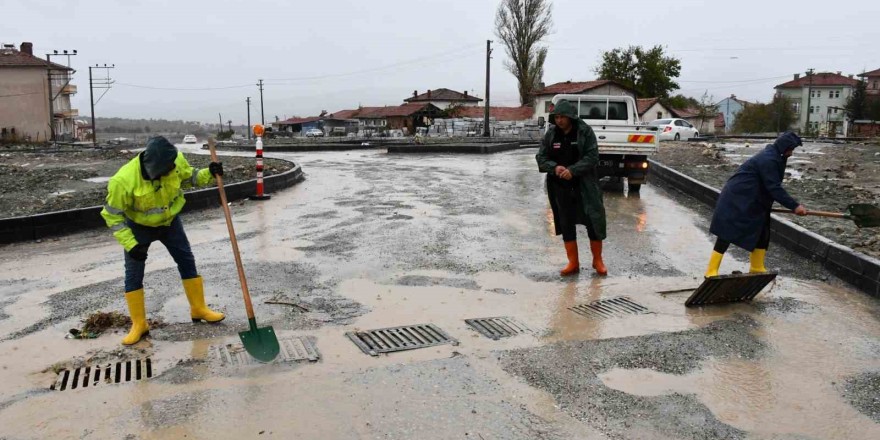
[495, 0, 553, 106]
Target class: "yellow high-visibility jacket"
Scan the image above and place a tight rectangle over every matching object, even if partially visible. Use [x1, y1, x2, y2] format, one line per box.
[101, 152, 214, 251]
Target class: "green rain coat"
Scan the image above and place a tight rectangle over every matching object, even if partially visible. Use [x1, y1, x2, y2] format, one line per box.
[535, 99, 607, 240]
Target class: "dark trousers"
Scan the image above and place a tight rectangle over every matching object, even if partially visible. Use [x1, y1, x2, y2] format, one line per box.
[552, 183, 599, 242]
[124, 216, 198, 292]
[714, 214, 771, 254]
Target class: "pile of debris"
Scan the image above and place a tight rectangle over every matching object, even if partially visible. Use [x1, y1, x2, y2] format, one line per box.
[426, 118, 543, 138]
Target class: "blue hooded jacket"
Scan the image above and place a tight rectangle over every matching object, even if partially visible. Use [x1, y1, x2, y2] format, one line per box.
[709, 131, 802, 251]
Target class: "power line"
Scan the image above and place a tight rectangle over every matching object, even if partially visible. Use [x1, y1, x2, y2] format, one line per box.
[263, 44, 483, 82]
[115, 82, 253, 91]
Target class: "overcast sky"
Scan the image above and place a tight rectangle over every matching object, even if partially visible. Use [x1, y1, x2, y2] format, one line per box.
[6, 0, 879, 123]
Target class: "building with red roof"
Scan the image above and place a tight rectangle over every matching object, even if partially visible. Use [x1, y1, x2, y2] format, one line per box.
[858, 68, 880, 95]
[0, 42, 78, 141]
[531, 80, 636, 122]
[775, 72, 859, 134]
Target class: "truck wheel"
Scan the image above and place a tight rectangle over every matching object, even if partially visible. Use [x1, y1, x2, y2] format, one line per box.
[629, 183, 642, 193]
[674, 133, 680, 141]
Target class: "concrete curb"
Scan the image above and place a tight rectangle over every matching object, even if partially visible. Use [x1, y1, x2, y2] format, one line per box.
[387, 142, 532, 154]
[649, 159, 880, 298]
[0, 163, 304, 245]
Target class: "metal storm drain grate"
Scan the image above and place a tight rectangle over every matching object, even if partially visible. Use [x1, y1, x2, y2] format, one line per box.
[685, 272, 778, 307]
[346, 324, 458, 356]
[465, 317, 530, 340]
[216, 336, 319, 366]
[51, 358, 152, 391]
[569, 296, 650, 320]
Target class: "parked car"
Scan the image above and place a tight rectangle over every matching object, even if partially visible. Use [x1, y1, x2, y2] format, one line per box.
[183, 134, 198, 144]
[304, 128, 324, 138]
[649, 118, 699, 141]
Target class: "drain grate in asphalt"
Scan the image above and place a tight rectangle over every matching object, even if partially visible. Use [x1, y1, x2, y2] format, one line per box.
[569, 296, 649, 320]
[465, 317, 530, 340]
[346, 324, 457, 356]
[685, 272, 777, 307]
[51, 358, 152, 391]
[216, 336, 319, 366]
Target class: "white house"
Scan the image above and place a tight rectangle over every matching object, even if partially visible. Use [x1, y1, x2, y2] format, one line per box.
[532, 80, 636, 122]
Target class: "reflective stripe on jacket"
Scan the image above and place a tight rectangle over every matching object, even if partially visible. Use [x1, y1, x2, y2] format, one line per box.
[100, 152, 213, 250]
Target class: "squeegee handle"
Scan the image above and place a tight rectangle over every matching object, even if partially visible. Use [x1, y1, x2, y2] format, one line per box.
[208, 139, 256, 320]
[771, 208, 847, 219]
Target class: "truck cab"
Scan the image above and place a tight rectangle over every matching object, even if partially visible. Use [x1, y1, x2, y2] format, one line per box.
[550, 94, 659, 192]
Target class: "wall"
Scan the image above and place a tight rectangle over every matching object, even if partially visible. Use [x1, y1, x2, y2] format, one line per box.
[0, 66, 50, 141]
[716, 98, 744, 132]
[641, 102, 673, 123]
[533, 84, 635, 122]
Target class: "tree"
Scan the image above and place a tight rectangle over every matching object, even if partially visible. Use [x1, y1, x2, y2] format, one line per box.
[693, 92, 719, 133]
[495, 0, 553, 106]
[665, 94, 699, 110]
[596, 45, 681, 98]
[733, 95, 796, 134]
[845, 79, 868, 121]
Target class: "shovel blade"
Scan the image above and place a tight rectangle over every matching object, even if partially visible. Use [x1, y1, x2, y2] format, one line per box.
[238, 319, 280, 363]
[848, 204, 880, 228]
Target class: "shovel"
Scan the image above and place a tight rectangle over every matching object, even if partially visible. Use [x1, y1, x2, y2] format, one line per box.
[208, 139, 280, 363]
[772, 203, 880, 228]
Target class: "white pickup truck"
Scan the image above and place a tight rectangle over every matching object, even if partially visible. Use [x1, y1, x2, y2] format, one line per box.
[550, 94, 659, 192]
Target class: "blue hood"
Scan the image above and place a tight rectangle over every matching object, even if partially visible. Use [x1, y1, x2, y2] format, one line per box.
[772, 131, 802, 155]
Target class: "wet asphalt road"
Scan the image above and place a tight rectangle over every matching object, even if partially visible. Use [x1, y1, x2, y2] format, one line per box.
[0, 148, 879, 439]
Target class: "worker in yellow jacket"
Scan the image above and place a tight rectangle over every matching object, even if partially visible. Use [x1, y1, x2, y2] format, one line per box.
[101, 136, 225, 345]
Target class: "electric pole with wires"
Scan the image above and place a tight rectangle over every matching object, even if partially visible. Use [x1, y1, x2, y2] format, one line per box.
[483, 40, 492, 137]
[257, 79, 265, 125]
[89, 64, 115, 146]
[246, 97, 252, 141]
[804, 68, 815, 135]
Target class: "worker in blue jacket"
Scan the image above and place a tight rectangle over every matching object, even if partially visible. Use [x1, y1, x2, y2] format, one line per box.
[705, 131, 807, 277]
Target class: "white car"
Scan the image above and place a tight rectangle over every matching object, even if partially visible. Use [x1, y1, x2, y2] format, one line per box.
[304, 128, 324, 138]
[650, 118, 699, 141]
[183, 135, 198, 144]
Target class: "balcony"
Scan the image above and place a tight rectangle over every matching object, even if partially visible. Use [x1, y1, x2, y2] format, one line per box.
[54, 109, 79, 118]
[61, 84, 77, 95]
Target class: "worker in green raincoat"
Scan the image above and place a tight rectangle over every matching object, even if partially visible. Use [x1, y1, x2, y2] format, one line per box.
[536, 99, 608, 276]
[101, 136, 226, 345]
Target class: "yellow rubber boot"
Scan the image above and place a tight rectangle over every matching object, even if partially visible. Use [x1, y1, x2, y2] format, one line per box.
[750, 249, 768, 273]
[122, 289, 149, 345]
[183, 276, 225, 323]
[704, 251, 724, 278]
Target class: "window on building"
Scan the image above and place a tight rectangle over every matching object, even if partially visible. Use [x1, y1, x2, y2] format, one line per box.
[792, 102, 801, 113]
[656, 111, 663, 120]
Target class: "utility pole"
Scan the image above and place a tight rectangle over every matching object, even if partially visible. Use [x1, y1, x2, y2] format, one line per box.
[218, 113, 223, 135]
[257, 79, 265, 125]
[88, 64, 115, 146]
[246, 97, 252, 140]
[483, 40, 492, 137]
[46, 49, 77, 143]
[228, 120, 232, 133]
[804, 68, 815, 135]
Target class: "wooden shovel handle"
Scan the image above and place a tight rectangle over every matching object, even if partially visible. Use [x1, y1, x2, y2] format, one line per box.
[208, 139, 255, 320]
[771, 208, 846, 219]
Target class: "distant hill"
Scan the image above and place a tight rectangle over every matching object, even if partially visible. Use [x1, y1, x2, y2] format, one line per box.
[93, 117, 246, 136]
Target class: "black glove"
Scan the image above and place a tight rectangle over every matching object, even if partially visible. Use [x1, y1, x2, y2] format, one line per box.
[127, 243, 149, 262]
[209, 162, 224, 177]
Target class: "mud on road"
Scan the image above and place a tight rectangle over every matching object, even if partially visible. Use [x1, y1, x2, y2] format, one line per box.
[0, 149, 879, 439]
[0, 147, 292, 218]
[655, 140, 880, 258]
